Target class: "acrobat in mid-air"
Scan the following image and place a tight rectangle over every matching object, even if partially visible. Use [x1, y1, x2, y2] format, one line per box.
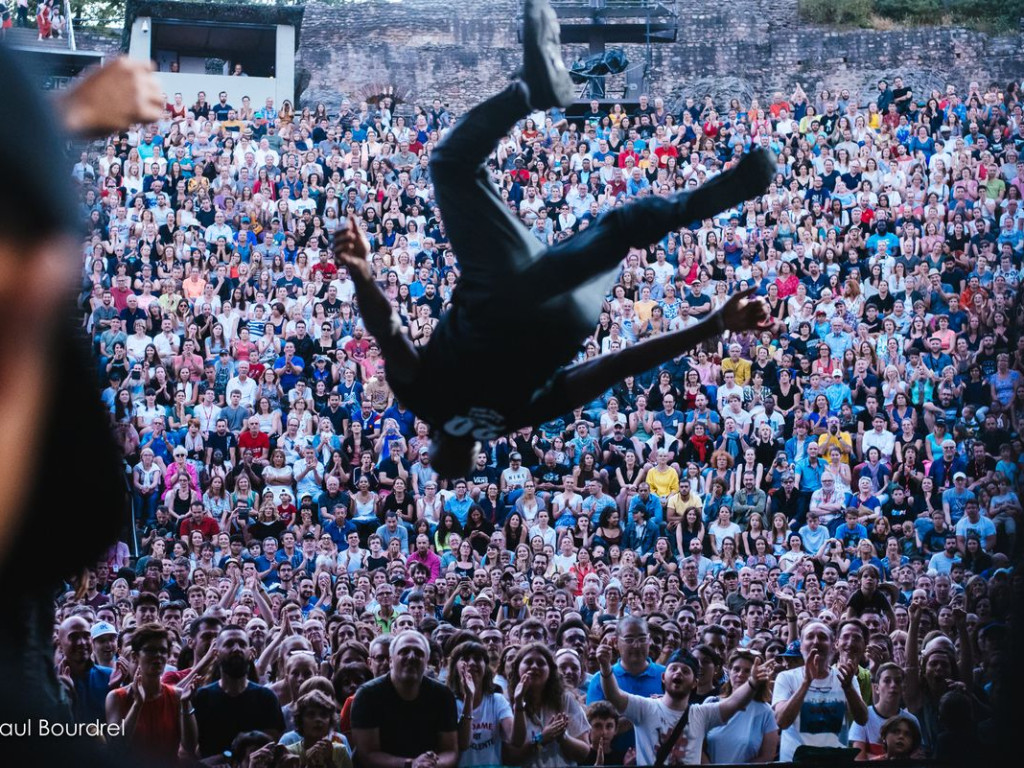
[333, 0, 776, 477]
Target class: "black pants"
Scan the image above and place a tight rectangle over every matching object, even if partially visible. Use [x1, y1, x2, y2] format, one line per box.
[426, 85, 741, 429]
[429, 84, 701, 321]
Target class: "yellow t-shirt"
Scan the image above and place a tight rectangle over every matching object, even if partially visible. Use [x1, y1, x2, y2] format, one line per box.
[817, 432, 853, 465]
[666, 490, 703, 525]
[722, 357, 752, 386]
[646, 465, 680, 499]
[634, 299, 657, 325]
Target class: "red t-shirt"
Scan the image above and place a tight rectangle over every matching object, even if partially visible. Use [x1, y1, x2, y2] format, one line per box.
[238, 430, 270, 459]
[179, 515, 220, 541]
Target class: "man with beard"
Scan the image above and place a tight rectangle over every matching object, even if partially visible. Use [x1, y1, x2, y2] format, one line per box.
[351, 631, 458, 768]
[192, 625, 284, 758]
[596, 642, 771, 765]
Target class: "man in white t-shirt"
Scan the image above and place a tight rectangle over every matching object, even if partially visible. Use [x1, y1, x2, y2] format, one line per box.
[772, 620, 868, 760]
[330, 267, 356, 304]
[596, 642, 770, 765]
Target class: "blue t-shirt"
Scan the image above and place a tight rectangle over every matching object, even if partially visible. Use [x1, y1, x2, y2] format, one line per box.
[799, 523, 829, 555]
[835, 522, 868, 551]
[445, 496, 473, 527]
[955, 515, 996, 549]
[942, 487, 975, 525]
[72, 664, 113, 724]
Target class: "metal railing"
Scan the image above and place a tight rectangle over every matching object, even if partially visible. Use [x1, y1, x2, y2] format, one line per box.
[65, 0, 76, 50]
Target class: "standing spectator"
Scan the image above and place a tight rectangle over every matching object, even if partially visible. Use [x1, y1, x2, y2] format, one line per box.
[595, 642, 771, 765]
[772, 620, 867, 759]
[105, 623, 198, 760]
[704, 649, 779, 763]
[192, 625, 284, 758]
[351, 631, 458, 768]
[506, 643, 590, 767]
[56, 617, 112, 724]
[586, 616, 665, 752]
[448, 640, 513, 767]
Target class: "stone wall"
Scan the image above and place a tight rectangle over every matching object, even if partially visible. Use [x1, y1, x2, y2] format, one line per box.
[80, 0, 1023, 111]
[294, 0, 1023, 111]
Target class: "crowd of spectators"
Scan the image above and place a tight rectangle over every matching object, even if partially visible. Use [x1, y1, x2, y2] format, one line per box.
[58, 66, 1023, 766]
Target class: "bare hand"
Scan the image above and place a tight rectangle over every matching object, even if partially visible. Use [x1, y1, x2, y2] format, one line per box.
[751, 658, 774, 687]
[460, 664, 476, 702]
[803, 649, 818, 684]
[109, 656, 133, 689]
[281, 608, 293, 635]
[306, 739, 333, 767]
[596, 642, 615, 674]
[61, 58, 164, 137]
[176, 678, 195, 706]
[332, 214, 371, 277]
[717, 287, 773, 335]
[248, 744, 277, 768]
[412, 753, 438, 768]
[837, 660, 858, 689]
[132, 669, 151, 703]
[541, 713, 568, 743]
[892, 644, 907, 666]
[513, 671, 533, 707]
[57, 662, 76, 701]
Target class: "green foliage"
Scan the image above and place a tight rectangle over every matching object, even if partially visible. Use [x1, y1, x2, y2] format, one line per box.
[799, 0, 1024, 31]
[797, 0, 875, 26]
[874, 0, 943, 22]
[70, 0, 300, 27]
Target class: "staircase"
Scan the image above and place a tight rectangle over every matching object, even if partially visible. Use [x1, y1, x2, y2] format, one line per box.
[3, 9, 75, 51]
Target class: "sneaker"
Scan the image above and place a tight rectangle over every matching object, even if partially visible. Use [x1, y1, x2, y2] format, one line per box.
[521, 0, 575, 110]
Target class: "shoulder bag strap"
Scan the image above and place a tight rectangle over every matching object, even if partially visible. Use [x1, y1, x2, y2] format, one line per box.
[653, 704, 690, 768]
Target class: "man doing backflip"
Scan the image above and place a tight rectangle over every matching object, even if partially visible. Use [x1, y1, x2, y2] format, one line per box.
[333, 0, 776, 477]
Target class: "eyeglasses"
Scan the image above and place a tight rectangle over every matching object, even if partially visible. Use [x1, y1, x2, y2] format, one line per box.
[619, 635, 649, 646]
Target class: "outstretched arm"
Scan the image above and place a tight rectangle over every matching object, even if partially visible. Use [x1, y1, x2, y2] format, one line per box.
[560, 288, 772, 409]
[333, 215, 421, 384]
[60, 58, 164, 137]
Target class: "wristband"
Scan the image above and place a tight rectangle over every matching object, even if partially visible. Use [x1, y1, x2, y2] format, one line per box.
[533, 733, 544, 746]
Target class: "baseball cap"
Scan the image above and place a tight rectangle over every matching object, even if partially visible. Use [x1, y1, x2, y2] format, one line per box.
[90, 621, 117, 640]
[509, 452, 522, 461]
[664, 650, 700, 676]
[779, 640, 803, 659]
[953, 472, 967, 481]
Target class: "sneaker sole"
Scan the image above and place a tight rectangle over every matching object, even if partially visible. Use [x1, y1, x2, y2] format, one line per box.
[523, 0, 575, 109]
